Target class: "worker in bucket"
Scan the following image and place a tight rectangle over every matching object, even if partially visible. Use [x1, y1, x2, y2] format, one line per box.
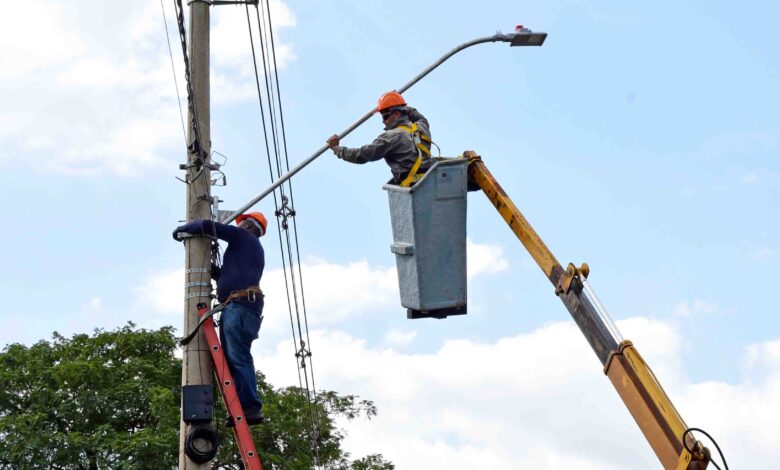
[172, 212, 268, 426]
[327, 91, 434, 187]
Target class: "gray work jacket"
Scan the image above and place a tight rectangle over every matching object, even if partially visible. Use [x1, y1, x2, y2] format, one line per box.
[333, 107, 432, 185]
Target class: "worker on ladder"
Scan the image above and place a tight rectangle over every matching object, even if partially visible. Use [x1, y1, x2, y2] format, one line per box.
[173, 212, 268, 427]
[327, 91, 433, 187]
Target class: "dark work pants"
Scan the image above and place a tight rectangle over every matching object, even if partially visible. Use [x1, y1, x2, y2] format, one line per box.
[219, 300, 264, 411]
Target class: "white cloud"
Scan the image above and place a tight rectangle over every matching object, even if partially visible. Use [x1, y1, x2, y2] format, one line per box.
[744, 339, 780, 378]
[210, 0, 296, 105]
[135, 268, 186, 317]
[131, 251, 775, 468]
[467, 237, 509, 279]
[212, 0, 296, 70]
[702, 129, 779, 157]
[134, 258, 397, 333]
[136, 238, 508, 330]
[0, 2, 183, 175]
[737, 241, 778, 261]
[257, 319, 779, 469]
[262, 258, 398, 332]
[0, 1, 86, 78]
[0, 0, 296, 175]
[741, 172, 759, 184]
[673, 299, 717, 318]
[85, 297, 103, 312]
[384, 328, 417, 347]
[750, 247, 776, 260]
[678, 341, 780, 466]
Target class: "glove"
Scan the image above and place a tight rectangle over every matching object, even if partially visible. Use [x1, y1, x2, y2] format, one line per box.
[172, 226, 189, 242]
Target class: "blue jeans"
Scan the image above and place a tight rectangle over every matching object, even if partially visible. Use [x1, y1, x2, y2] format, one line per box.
[219, 300, 264, 411]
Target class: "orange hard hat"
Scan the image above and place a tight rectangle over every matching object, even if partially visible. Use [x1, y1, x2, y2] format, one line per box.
[236, 211, 268, 236]
[377, 91, 406, 112]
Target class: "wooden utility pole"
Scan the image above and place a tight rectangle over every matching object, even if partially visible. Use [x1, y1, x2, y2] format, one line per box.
[180, 0, 213, 468]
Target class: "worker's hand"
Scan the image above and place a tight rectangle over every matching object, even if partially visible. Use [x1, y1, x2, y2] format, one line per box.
[172, 226, 190, 242]
[326, 134, 340, 149]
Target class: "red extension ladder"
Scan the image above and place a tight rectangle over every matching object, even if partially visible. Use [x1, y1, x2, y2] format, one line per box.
[198, 304, 263, 470]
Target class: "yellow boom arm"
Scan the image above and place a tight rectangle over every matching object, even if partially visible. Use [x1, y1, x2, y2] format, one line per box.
[465, 151, 710, 470]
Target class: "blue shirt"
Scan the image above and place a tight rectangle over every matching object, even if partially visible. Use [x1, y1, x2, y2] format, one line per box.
[180, 220, 265, 312]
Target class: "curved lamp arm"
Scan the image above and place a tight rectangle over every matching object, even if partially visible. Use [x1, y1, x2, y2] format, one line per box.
[221, 28, 546, 223]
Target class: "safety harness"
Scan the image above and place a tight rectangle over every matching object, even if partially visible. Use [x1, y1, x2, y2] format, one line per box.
[396, 122, 433, 187]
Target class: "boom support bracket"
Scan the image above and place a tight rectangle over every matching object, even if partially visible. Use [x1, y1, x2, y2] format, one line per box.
[555, 262, 590, 296]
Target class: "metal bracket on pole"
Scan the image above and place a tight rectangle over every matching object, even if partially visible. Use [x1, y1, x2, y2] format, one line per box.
[186, 282, 212, 289]
[186, 268, 210, 274]
[186, 291, 214, 300]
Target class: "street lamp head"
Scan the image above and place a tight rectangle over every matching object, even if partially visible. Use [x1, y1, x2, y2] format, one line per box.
[509, 25, 547, 47]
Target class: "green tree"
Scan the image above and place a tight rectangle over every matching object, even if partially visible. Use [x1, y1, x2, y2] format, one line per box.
[0, 324, 393, 470]
[212, 381, 393, 470]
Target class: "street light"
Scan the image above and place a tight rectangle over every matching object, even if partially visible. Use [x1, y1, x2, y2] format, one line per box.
[222, 26, 547, 223]
[510, 25, 547, 47]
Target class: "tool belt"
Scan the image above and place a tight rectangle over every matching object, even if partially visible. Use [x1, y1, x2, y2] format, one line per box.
[224, 286, 263, 304]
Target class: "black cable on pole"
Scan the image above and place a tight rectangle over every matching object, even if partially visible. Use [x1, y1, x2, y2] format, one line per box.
[171, 0, 215, 390]
[173, 0, 206, 165]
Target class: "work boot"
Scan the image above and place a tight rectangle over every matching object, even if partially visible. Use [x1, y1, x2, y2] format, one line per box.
[225, 407, 265, 428]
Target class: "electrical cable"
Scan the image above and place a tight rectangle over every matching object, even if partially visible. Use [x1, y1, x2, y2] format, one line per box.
[683, 427, 728, 470]
[263, 0, 322, 419]
[244, 3, 324, 466]
[260, 0, 325, 459]
[258, 0, 323, 434]
[174, 0, 220, 394]
[173, 0, 207, 166]
[243, 5, 307, 398]
[160, 0, 188, 148]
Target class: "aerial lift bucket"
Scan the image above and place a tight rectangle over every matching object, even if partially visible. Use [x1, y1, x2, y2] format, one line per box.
[384, 157, 468, 319]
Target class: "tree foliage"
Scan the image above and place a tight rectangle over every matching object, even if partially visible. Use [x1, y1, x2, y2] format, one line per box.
[212, 380, 392, 470]
[0, 324, 392, 470]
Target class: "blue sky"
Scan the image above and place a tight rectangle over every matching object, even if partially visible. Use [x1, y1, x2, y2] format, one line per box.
[1, 1, 778, 468]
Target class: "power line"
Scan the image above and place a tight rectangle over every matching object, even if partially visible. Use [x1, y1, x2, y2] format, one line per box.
[262, 0, 317, 387]
[159, 0, 187, 148]
[173, 0, 207, 166]
[244, 3, 324, 466]
[259, 0, 324, 451]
